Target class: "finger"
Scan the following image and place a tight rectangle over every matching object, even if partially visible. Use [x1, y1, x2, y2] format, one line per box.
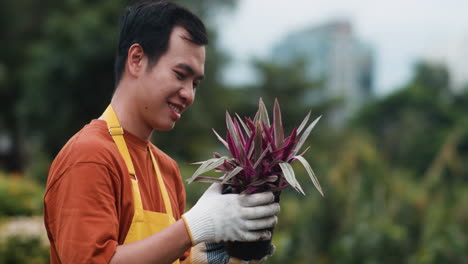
[241, 203, 280, 219]
[238, 230, 272, 242]
[206, 183, 222, 193]
[239, 192, 274, 207]
[242, 216, 278, 230]
[268, 244, 276, 256]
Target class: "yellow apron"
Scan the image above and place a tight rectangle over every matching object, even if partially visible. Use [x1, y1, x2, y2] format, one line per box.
[103, 105, 180, 264]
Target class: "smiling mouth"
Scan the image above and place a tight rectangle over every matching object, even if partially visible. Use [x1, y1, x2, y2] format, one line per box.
[168, 103, 183, 114]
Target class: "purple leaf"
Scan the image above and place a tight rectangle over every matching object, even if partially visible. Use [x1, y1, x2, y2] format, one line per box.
[226, 111, 245, 161]
[273, 98, 285, 149]
[254, 121, 262, 161]
[246, 118, 256, 131]
[245, 186, 260, 194]
[226, 130, 241, 160]
[261, 122, 276, 150]
[281, 127, 298, 161]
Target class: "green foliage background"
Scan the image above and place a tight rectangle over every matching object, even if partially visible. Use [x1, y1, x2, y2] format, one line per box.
[1, 0, 468, 263]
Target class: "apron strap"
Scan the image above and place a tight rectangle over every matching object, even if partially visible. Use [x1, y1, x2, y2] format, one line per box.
[149, 148, 174, 217]
[102, 104, 173, 216]
[102, 105, 136, 177]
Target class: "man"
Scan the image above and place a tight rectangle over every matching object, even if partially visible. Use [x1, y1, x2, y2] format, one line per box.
[43, 1, 280, 264]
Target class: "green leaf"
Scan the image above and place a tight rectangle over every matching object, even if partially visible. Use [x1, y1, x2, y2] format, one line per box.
[273, 98, 284, 148]
[293, 155, 324, 196]
[292, 115, 321, 157]
[221, 166, 243, 184]
[187, 157, 228, 183]
[279, 162, 305, 195]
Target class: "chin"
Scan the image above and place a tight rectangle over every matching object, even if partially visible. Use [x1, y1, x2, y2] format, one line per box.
[159, 127, 175, 132]
[154, 122, 176, 131]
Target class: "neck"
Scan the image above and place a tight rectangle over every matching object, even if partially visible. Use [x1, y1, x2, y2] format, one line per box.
[108, 86, 153, 141]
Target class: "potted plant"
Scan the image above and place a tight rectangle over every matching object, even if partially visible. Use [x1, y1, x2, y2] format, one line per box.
[187, 98, 323, 260]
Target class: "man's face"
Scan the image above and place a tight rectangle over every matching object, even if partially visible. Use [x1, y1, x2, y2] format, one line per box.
[136, 26, 205, 131]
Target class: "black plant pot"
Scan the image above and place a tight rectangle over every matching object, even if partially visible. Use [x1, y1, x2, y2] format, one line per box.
[223, 190, 281, 261]
[224, 233, 274, 261]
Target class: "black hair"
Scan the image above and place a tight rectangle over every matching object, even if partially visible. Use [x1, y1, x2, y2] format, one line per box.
[114, 0, 208, 86]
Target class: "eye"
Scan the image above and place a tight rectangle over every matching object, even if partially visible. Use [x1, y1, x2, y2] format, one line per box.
[174, 70, 186, 80]
[193, 80, 201, 90]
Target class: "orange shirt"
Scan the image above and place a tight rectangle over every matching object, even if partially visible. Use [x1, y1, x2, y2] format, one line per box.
[44, 119, 187, 264]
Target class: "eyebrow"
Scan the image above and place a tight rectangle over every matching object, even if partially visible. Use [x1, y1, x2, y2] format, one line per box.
[176, 63, 205, 80]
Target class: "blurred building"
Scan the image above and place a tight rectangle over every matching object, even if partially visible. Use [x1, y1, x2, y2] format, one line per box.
[272, 20, 374, 125]
[422, 34, 468, 93]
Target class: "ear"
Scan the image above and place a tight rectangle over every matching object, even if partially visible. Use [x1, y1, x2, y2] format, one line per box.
[126, 43, 146, 78]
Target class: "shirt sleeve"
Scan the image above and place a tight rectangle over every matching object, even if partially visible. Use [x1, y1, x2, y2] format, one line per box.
[44, 162, 120, 264]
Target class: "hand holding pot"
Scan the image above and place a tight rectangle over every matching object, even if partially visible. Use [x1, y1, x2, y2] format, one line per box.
[182, 183, 280, 245]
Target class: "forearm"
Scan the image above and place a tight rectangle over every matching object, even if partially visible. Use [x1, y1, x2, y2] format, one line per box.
[110, 220, 191, 264]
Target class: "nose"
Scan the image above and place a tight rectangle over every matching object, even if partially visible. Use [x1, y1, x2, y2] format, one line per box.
[178, 82, 195, 106]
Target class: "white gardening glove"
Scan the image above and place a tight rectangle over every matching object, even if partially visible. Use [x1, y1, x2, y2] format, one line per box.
[182, 183, 280, 245]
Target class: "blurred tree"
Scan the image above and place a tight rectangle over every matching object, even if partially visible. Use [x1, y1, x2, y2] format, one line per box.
[20, 0, 124, 162]
[0, 0, 238, 180]
[0, 0, 53, 172]
[352, 62, 455, 175]
[266, 61, 468, 263]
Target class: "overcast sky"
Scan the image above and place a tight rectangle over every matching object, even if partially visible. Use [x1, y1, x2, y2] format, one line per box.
[215, 0, 468, 95]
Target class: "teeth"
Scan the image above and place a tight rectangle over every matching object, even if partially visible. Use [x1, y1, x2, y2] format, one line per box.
[169, 103, 181, 113]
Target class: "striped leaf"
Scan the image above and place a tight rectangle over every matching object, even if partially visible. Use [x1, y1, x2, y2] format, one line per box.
[293, 155, 324, 196]
[258, 98, 271, 128]
[236, 113, 251, 137]
[292, 115, 321, 157]
[212, 128, 229, 150]
[297, 111, 311, 135]
[187, 157, 229, 183]
[279, 162, 305, 195]
[221, 166, 243, 184]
